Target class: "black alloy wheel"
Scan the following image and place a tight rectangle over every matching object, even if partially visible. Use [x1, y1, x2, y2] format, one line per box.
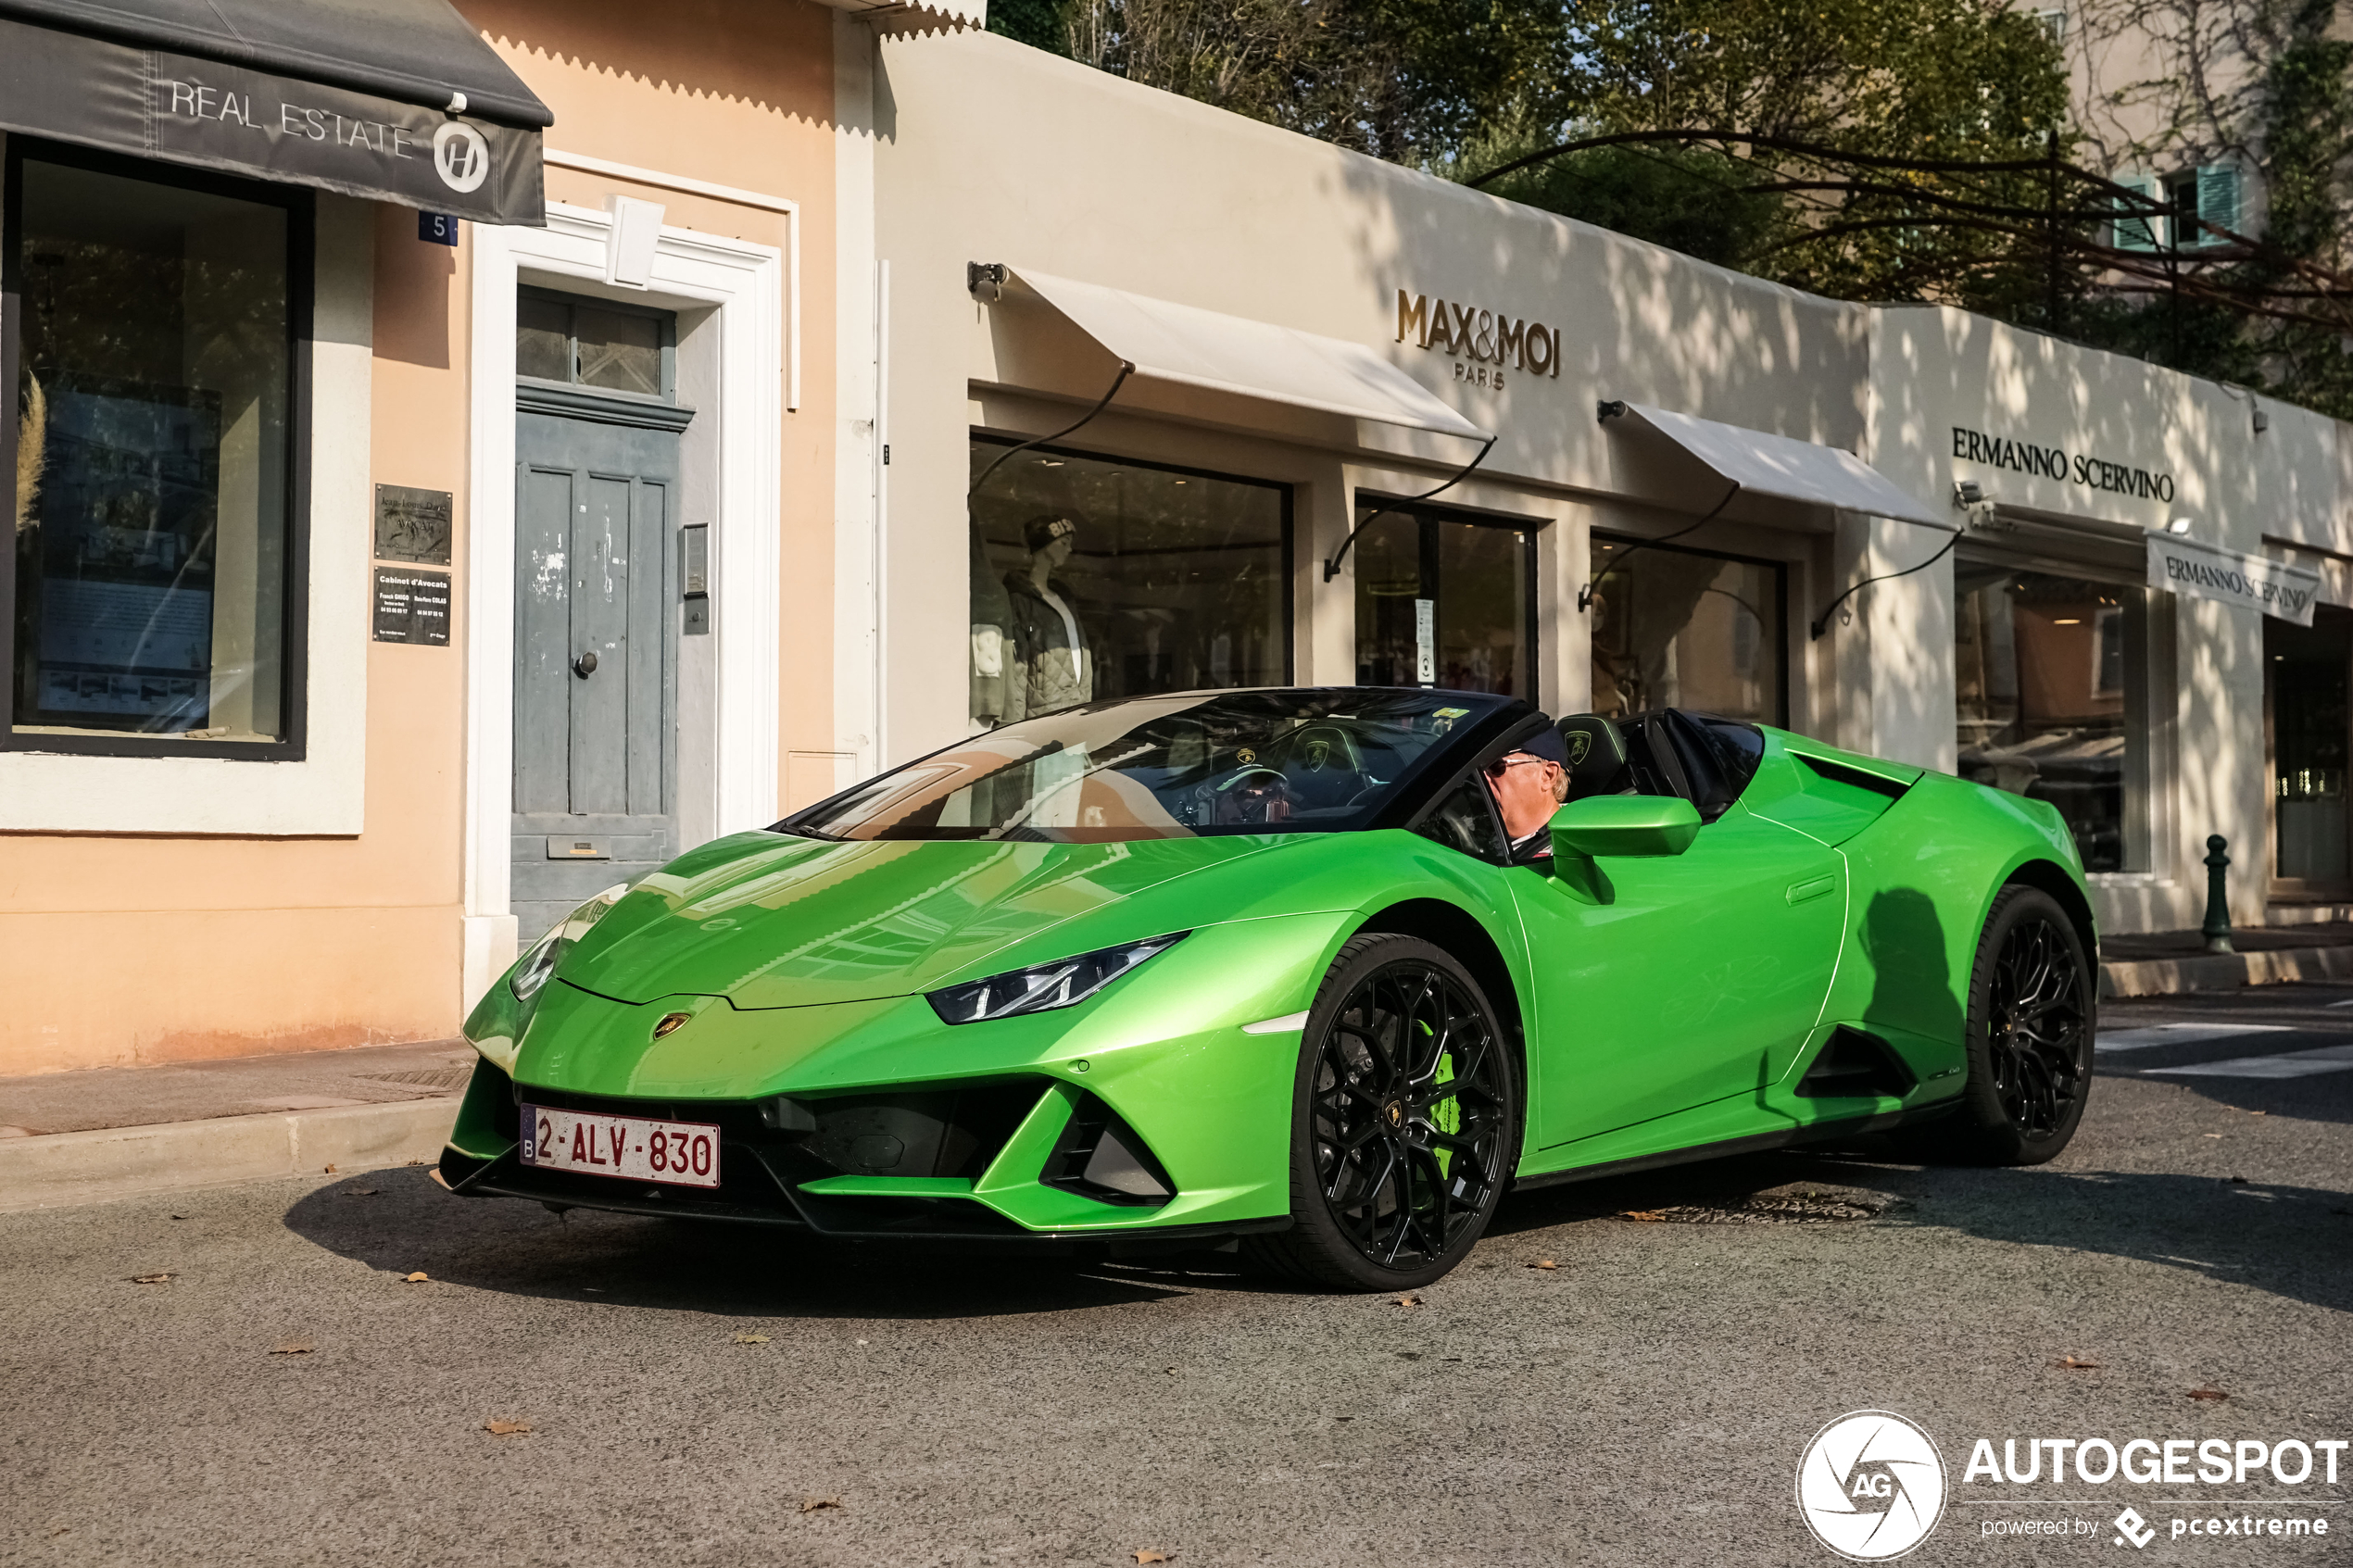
[1247, 934, 1519, 1290]
[1936, 885, 2095, 1165]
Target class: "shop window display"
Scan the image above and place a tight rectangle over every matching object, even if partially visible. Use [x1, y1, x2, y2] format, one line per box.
[1955, 566, 2145, 872]
[2269, 610, 2352, 887]
[1353, 506, 1534, 696]
[968, 439, 1288, 729]
[1587, 535, 1785, 723]
[6, 144, 300, 749]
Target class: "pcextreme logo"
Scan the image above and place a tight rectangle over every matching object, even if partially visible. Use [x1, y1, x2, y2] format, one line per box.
[1796, 1411, 1949, 1561]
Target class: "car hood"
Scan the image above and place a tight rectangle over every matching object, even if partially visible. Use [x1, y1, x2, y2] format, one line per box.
[553, 830, 1290, 1009]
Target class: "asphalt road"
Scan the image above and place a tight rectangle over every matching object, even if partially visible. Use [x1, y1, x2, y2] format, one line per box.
[6, 985, 2350, 1568]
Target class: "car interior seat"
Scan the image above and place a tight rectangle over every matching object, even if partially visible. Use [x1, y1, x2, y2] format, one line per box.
[1554, 714, 1630, 802]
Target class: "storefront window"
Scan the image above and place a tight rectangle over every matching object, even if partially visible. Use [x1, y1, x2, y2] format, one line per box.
[2270, 610, 2351, 888]
[1955, 566, 2145, 872]
[6, 144, 302, 752]
[967, 439, 1288, 729]
[1588, 535, 1785, 722]
[1353, 505, 1535, 696]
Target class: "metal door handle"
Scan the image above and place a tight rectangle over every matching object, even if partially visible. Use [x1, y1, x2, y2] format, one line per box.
[573, 650, 598, 678]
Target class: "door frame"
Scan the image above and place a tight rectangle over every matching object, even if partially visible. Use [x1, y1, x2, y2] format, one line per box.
[463, 202, 785, 1007]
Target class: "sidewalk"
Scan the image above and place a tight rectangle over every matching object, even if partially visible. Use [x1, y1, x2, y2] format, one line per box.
[2099, 922, 2353, 998]
[0, 1038, 472, 1213]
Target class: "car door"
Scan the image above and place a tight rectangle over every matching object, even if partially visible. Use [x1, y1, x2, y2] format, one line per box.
[1511, 717, 1847, 1152]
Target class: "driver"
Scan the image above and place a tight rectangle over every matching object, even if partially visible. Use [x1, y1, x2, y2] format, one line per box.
[1483, 727, 1571, 862]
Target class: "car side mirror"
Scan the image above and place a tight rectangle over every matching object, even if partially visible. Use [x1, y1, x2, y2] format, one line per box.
[1547, 796, 1702, 858]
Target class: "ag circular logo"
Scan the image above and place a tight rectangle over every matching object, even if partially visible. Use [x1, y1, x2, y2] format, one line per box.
[433, 121, 490, 193]
[1795, 1410, 1946, 1561]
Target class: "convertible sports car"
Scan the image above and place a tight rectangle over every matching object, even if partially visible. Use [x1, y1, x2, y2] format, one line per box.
[440, 688, 2097, 1289]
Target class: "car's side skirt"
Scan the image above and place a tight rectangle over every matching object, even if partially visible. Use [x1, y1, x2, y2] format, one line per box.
[1508, 1101, 1957, 1192]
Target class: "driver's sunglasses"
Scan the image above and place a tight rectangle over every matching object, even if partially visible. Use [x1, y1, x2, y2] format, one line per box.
[1482, 757, 1552, 780]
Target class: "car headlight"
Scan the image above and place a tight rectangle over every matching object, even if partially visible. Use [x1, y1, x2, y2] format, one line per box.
[509, 883, 631, 1003]
[926, 933, 1188, 1024]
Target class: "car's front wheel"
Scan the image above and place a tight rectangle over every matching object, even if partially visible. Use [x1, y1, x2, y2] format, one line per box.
[1931, 885, 2095, 1165]
[1245, 934, 1520, 1291]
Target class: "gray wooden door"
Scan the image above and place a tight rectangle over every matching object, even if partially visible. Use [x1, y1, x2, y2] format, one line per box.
[512, 409, 680, 942]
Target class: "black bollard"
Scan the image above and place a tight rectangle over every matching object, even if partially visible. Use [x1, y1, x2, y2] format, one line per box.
[2201, 834, 2234, 954]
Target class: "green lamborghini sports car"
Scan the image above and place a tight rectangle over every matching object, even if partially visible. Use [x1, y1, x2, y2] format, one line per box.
[439, 687, 2097, 1289]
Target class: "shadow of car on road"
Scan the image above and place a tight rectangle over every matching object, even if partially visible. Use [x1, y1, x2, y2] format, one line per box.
[283, 1135, 2353, 1318]
[1482, 1146, 2353, 1315]
[280, 1167, 1198, 1320]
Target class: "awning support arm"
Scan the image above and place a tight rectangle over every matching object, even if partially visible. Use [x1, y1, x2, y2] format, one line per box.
[968, 361, 1135, 499]
[1807, 530, 1962, 640]
[1578, 469, 1743, 612]
[1321, 435, 1499, 583]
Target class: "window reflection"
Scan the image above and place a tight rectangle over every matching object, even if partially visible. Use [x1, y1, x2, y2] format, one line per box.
[1955, 567, 2143, 872]
[11, 154, 293, 743]
[967, 440, 1288, 729]
[1588, 536, 1784, 722]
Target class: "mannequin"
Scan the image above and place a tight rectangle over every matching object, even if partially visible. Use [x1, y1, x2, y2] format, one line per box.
[969, 528, 1015, 730]
[1003, 514, 1092, 719]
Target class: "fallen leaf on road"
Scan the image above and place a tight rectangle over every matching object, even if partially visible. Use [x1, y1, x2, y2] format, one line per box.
[2050, 1356, 2102, 1370]
[269, 1339, 314, 1356]
[2250, 1110, 2267, 1116]
[130, 1273, 172, 1285]
[1621, 1210, 1666, 1223]
[169, 1215, 185, 1222]
[403, 1272, 429, 1283]
[1396, 1294, 1420, 1308]
[734, 1333, 771, 1345]
[347, 1188, 379, 1198]
[485, 1418, 532, 1436]
[800, 1497, 841, 1513]
[1164, 1366, 1178, 1375]
[2187, 1387, 2230, 1402]
[1133, 1550, 1175, 1563]
[2228, 1175, 2250, 1185]
[1528, 1260, 1558, 1270]
[323, 1163, 336, 1173]
[2203, 1134, 2223, 1139]
[48, 1525, 69, 1537]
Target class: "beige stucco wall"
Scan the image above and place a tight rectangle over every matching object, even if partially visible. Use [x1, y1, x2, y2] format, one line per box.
[875, 29, 1872, 761]
[1870, 306, 2343, 932]
[0, 1, 839, 1076]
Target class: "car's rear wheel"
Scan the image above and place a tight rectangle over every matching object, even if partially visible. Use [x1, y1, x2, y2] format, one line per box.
[1931, 885, 2095, 1165]
[1244, 934, 1520, 1291]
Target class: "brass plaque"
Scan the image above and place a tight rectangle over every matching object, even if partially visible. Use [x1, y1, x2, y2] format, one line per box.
[374, 483, 453, 565]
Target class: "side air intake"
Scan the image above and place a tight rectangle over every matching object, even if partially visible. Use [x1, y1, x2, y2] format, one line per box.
[1795, 1027, 1919, 1100]
[1044, 1095, 1175, 1206]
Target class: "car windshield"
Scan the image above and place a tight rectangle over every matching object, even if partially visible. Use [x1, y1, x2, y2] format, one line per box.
[783, 689, 1505, 843]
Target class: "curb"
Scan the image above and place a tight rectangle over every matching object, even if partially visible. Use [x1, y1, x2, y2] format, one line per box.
[0, 1098, 459, 1214]
[2100, 942, 2353, 999]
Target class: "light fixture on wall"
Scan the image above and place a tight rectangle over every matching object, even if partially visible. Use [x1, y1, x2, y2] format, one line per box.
[2168, 515, 2195, 534]
[1953, 480, 1983, 508]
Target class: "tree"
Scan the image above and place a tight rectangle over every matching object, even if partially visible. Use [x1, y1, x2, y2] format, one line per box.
[1465, 0, 2075, 319]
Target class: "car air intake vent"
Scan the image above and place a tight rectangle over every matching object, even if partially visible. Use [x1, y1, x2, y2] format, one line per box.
[1044, 1094, 1175, 1206]
[1795, 1027, 1919, 1099]
[768, 1079, 1045, 1181]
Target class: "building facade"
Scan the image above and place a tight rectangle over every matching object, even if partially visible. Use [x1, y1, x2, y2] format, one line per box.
[5, 10, 2346, 1082]
[872, 30, 2347, 947]
[0, 0, 972, 1077]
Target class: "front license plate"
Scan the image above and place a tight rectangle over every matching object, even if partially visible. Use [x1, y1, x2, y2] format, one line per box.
[519, 1103, 722, 1189]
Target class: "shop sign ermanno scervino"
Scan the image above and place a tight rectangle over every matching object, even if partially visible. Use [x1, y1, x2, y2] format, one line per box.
[1396, 291, 1561, 387]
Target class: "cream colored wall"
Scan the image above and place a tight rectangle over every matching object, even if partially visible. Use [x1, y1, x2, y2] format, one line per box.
[875, 29, 1869, 761]
[1870, 305, 2344, 931]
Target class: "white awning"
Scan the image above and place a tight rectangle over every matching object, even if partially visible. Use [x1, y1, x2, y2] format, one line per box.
[1007, 268, 1490, 442]
[1609, 401, 1953, 530]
